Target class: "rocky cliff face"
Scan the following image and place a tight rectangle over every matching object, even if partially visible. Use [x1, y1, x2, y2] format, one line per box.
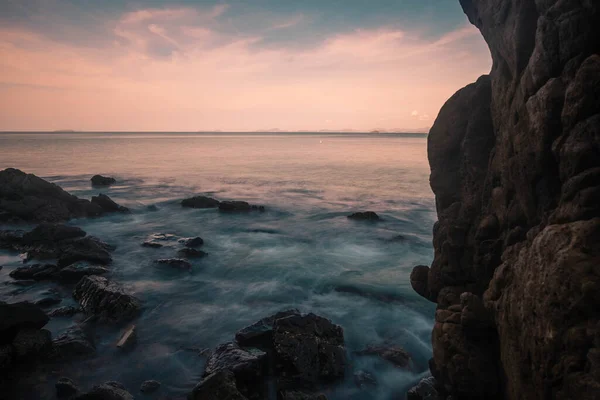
[411, 0, 600, 399]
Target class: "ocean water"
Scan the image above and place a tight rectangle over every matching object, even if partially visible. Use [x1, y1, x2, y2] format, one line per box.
[0, 132, 435, 400]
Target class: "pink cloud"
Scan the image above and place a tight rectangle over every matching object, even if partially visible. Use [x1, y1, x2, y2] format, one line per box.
[0, 7, 491, 131]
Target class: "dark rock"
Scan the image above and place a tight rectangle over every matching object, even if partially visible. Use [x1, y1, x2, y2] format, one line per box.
[140, 380, 161, 393]
[219, 201, 264, 213]
[235, 309, 300, 350]
[73, 276, 141, 323]
[56, 262, 109, 282]
[155, 258, 192, 270]
[353, 370, 377, 389]
[181, 196, 220, 209]
[410, 265, 431, 300]
[356, 344, 412, 369]
[0, 301, 49, 344]
[179, 236, 204, 248]
[177, 248, 207, 259]
[203, 342, 267, 397]
[49, 306, 81, 318]
[10, 263, 60, 280]
[142, 233, 178, 248]
[0, 229, 26, 246]
[347, 211, 380, 221]
[90, 175, 116, 186]
[142, 241, 162, 248]
[34, 296, 62, 308]
[72, 381, 133, 400]
[56, 377, 79, 398]
[55, 235, 113, 267]
[51, 325, 95, 359]
[12, 328, 51, 361]
[273, 313, 346, 389]
[0, 168, 104, 222]
[189, 370, 248, 400]
[91, 194, 129, 213]
[406, 376, 441, 400]
[22, 223, 86, 244]
[0, 344, 13, 371]
[146, 204, 158, 211]
[418, 1, 600, 399]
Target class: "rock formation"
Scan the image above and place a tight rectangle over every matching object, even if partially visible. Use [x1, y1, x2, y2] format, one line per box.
[410, 1, 600, 399]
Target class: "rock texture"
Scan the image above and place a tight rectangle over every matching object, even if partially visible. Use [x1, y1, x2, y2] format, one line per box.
[90, 175, 116, 186]
[73, 276, 141, 323]
[411, 1, 600, 399]
[0, 168, 103, 222]
[90, 194, 129, 213]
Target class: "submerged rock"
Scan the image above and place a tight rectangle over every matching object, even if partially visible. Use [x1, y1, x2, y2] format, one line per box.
[219, 201, 265, 213]
[0, 168, 103, 222]
[9, 264, 60, 280]
[356, 344, 412, 369]
[347, 211, 380, 221]
[273, 313, 346, 388]
[353, 370, 377, 389]
[48, 306, 81, 318]
[91, 194, 129, 213]
[155, 258, 192, 270]
[140, 380, 161, 393]
[142, 241, 162, 248]
[177, 248, 207, 259]
[181, 196, 221, 209]
[73, 276, 141, 323]
[142, 233, 179, 248]
[90, 175, 116, 187]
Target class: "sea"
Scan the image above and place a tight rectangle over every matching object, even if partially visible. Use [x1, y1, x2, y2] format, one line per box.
[0, 132, 436, 400]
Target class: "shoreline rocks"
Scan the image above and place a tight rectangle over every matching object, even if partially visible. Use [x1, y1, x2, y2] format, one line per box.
[91, 193, 129, 213]
[90, 175, 116, 187]
[347, 211, 380, 221]
[181, 196, 220, 209]
[73, 276, 141, 323]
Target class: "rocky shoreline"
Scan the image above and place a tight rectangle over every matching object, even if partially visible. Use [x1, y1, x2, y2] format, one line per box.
[0, 167, 424, 399]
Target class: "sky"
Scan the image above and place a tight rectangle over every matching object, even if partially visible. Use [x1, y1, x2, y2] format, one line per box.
[0, 0, 491, 132]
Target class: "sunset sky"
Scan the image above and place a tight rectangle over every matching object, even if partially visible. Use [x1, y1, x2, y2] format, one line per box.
[0, 0, 491, 132]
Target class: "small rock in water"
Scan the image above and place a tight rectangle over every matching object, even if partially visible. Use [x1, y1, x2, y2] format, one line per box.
[90, 175, 116, 186]
[56, 377, 79, 398]
[179, 236, 204, 247]
[55, 262, 109, 282]
[347, 211, 381, 221]
[74, 381, 133, 400]
[146, 204, 159, 211]
[219, 201, 265, 212]
[181, 196, 221, 209]
[116, 324, 137, 350]
[406, 376, 441, 400]
[140, 380, 161, 393]
[354, 370, 377, 388]
[155, 258, 192, 270]
[177, 248, 208, 258]
[142, 241, 162, 248]
[91, 193, 129, 213]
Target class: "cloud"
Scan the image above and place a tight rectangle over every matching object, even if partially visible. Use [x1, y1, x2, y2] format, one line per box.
[0, 6, 491, 131]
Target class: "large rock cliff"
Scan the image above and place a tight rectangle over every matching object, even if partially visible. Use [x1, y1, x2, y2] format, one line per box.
[411, 0, 600, 398]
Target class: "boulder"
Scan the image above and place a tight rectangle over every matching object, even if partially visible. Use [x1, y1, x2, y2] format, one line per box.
[142, 233, 179, 248]
[203, 342, 267, 397]
[155, 258, 192, 270]
[48, 306, 81, 318]
[273, 313, 346, 388]
[235, 309, 300, 349]
[140, 380, 161, 393]
[142, 241, 162, 248]
[0, 168, 104, 222]
[90, 175, 116, 186]
[22, 223, 86, 244]
[347, 211, 380, 221]
[0, 301, 49, 344]
[181, 196, 220, 209]
[91, 194, 129, 213]
[356, 344, 412, 369]
[0, 344, 13, 371]
[177, 248, 207, 258]
[9, 264, 60, 280]
[179, 236, 204, 248]
[218, 201, 265, 213]
[55, 263, 109, 282]
[73, 276, 141, 323]
[51, 325, 95, 359]
[56, 377, 80, 398]
[190, 370, 248, 400]
[73, 381, 133, 400]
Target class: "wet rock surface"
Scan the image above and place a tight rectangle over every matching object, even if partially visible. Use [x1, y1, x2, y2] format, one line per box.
[90, 175, 116, 186]
[413, 1, 600, 399]
[219, 201, 265, 213]
[140, 380, 161, 393]
[72, 381, 134, 400]
[179, 236, 204, 247]
[181, 195, 220, 209]
[235, 309, 300, 349]
[0, 168, 104, 222]
[51, 325, 95, 359]
[73, 276, 141, 323]
[406, 376, 442, 400]
[91, 193, 129, 213]
[155, 258, 192, 270]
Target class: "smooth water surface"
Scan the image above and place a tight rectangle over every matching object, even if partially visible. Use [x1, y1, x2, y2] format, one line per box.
[0, 132, 435, 399]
